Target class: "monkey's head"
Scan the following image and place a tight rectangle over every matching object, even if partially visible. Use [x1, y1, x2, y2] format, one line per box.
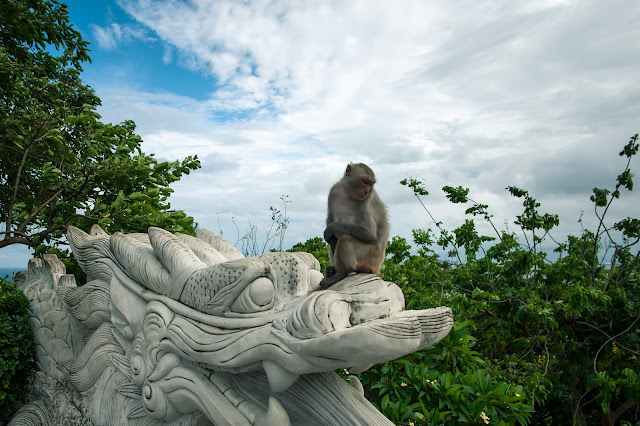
[344, 163, 376, 201]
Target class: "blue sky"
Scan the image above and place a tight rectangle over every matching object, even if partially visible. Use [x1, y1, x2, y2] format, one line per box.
[3, 0, 640, 268]
[65, 0, 213, 99]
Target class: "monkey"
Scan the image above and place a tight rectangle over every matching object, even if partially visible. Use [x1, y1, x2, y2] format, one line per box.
[319, 163, 389, 289]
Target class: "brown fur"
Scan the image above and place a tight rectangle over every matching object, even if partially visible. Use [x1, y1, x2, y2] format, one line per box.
[320, 163, 389, 289]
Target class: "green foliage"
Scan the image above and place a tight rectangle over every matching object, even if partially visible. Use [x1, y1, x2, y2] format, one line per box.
[388, 133, 640, 425]
[357, 321, 533, 425]
[0, 277, 34, 420]
[0, 0, 201, 259]
[288, 236, 331, 272]
[298, 134, 640, 425]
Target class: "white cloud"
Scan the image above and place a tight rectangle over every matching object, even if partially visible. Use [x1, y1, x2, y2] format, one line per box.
[92, 23, 121, 50]
[162, 44, 174, 64]
[89, 0, 640, 255]
[91, 22, 155, 50]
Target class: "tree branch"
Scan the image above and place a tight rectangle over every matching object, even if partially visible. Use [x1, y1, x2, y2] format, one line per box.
[592, 313, 640, 374]
[16, 187, 65, 234]
[610, 399, 636, 425]
[592, 155, 633, 282]
[576, 320, 640, 357]
[0, 235, 33, 250]
[602, 246, 618, 292]
[5, 130, 46, 237]
[619, 250, 640, 288]
[17, 169, 91, 235]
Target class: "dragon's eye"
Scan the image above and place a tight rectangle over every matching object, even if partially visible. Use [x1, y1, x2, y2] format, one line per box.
[230, 277, 275, 313]
[196, 258, 276, 315]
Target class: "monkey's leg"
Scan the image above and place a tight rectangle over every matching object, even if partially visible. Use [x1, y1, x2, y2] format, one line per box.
[319, 236, 354, 289]
[353, 242, 383, 274]
[364, 245, 384, 275]
[319, 237, 382, 289]
[319, 263, 349, 288]
[323, 245, 337, 279]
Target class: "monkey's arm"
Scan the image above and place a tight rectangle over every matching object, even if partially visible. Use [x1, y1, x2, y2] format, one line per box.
[376, 217, 390, 249]
[324, 222, 376, 244]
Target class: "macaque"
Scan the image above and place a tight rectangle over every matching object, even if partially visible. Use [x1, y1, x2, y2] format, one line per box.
[319, 163, 389, 289]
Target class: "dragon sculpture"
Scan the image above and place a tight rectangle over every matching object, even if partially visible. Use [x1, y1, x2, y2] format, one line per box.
[11, 226, 453, 425]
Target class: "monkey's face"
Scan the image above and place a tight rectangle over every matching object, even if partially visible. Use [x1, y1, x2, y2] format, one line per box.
[355, 177, 374, 200]
[344, 163, 376, 200]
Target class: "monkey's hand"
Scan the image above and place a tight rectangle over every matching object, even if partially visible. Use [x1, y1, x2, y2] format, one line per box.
[323, 225, 338, 245]
[325, 222, 375, 243]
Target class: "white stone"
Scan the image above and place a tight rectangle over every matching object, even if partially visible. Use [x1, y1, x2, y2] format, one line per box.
[11, 227, 453, 425]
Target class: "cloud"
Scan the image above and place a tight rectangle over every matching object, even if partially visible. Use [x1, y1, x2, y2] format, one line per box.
[91, 22, 155, 50]
[92, 23, 121, 50]
[162, 44, 174, 64]
[93, 0, 640, 254]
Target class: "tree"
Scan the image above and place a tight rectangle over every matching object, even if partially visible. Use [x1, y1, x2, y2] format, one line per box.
[288, 236, 331, 271]
[0, 0, 201, 257]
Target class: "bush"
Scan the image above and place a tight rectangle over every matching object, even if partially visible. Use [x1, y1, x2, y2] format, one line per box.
[356, 321, 534, 425]
[387, 133, 640, 425]
[0, 277, 34, 420]
[299, 133, 640, 425]
[288, 236, 332, 271]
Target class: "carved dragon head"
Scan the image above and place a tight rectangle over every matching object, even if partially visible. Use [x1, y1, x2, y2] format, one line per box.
[29, 225, 454, 425]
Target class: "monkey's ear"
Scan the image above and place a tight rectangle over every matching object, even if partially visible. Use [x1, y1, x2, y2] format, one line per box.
[345, 164, 352, 175]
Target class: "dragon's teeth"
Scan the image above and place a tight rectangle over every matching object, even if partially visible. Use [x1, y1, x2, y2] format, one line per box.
[262, 360, 300, 392]
[255, 397, 291, 426]
[348, 363, 373, 374]
[348, 375, 364, 397]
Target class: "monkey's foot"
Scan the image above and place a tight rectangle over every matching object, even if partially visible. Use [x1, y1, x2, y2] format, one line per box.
[319, 271, 349, 289]
[318, 279, 332, 290]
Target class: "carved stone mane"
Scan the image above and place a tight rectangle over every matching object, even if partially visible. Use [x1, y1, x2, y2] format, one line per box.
[11, 226, 453, 425]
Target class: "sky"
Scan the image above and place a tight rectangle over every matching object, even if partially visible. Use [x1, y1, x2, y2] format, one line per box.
[2, 0, 640, 268]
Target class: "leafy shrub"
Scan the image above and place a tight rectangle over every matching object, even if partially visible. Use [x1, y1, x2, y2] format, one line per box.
[301, 134, 640, 425]
[0, 277, 34, 420]
[390, 134, 640, 425]
[288, 236, 332, 272]
[356, 321, 533, 425]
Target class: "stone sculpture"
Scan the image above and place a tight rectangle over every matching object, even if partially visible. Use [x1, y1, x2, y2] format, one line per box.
[11, 226, 453, 425]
